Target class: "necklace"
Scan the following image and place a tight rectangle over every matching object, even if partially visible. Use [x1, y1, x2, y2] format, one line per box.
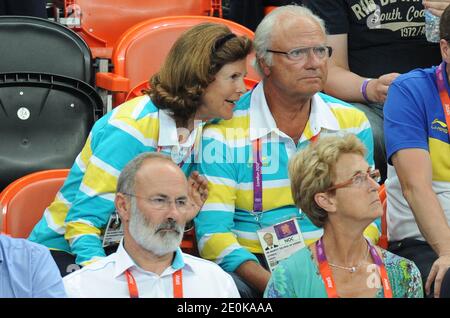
[327, 244, 370, 273]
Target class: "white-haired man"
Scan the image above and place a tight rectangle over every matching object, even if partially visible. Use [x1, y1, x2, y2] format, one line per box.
[195, 5, 379, 297]
[63, 152, 239, 298]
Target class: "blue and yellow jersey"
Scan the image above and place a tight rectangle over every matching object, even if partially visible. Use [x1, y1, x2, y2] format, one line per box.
[195, 82, 378, 272]
[29, 95, 200, 265]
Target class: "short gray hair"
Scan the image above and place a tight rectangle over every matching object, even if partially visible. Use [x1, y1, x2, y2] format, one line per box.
[253, 5, 327, 76]
[116, 152, 174, 196]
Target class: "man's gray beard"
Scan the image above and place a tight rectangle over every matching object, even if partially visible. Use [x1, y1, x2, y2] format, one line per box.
[128, 198, 184, 256]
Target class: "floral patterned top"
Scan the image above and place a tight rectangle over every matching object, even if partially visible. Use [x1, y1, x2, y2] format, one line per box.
[264, 246, 423, 298]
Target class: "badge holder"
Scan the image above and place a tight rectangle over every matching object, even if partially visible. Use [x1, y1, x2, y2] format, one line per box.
[102, 212, 124, 247]
[257, 217, 306, 272]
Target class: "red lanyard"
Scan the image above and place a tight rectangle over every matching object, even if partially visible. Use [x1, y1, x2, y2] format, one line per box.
[315, 238, 393, 298]
[435, 62, 450, 139]
[125, 269, 183, 298]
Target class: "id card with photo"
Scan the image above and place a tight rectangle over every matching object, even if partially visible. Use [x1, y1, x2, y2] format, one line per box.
[257, 218, 305, 272]
[102, 213, 124, 247]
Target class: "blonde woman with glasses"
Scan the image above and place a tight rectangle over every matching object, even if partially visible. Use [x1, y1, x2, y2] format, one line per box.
[264, 134, 423, 298]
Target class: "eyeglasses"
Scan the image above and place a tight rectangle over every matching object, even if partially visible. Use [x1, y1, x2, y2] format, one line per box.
[266, 46, 332, 62]
[122, 193, 190, 213]
[326, 168, 381, 192]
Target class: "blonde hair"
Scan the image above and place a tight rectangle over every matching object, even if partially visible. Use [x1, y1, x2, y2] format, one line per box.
[149, 23, 253, 125]
[288, 134, 366, 227]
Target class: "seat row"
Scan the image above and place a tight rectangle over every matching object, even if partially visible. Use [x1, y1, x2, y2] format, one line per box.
[0, 14, 259, 191]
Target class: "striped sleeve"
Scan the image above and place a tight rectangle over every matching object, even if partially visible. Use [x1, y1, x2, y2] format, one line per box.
[195, 130, 258, 272]
[65, 107, 158, 266]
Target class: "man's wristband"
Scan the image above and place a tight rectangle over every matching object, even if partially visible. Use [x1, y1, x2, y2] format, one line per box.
[360, 78, 373, 103]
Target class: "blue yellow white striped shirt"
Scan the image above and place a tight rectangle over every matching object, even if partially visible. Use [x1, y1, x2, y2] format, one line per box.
[195, 82, 379, 272]
[29, 95, 202, 265]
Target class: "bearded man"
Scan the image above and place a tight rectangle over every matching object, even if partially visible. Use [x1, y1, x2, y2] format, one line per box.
[63, 152, 239, 298]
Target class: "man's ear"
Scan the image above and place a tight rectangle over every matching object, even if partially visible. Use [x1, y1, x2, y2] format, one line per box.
[259, 57, 271, 77]
[115, 193, 131, 222]
[314, 192, 337, 214]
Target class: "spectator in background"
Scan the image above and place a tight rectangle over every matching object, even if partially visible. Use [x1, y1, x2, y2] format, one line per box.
[0, 0, 47, 18]
[383, 4, 450, 298]
[304, 0, 445, 108]
[265, 135, 422, 298]
[304, 0, 450, 182]
[29, 23, 252, 275]
[195, 5, 378, 298]
[0, 234, 66, 298]
[63, 152, 240, 298]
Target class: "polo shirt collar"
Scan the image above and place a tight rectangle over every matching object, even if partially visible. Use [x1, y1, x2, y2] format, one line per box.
[157, 109, 179, 147]
[308, 93, 340, 136]
[249, 81, 278, 141]
[157, 109, 203, 148]
[249, 81, 339, 141]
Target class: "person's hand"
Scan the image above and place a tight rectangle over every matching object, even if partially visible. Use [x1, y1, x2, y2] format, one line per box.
[366, 72, 400, 103]
[425, 254, 450, 297]
[423, 1, 450, 17]
[186, 171, 208, 221]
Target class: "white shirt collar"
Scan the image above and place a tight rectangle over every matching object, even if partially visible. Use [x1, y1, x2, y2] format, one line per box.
[157, 109, 179, 147]
[249, 82, 278, 141]
[112, 240, 192, 279]
[249, 81, 340, 141]
[308, 93, 340, 136]
[157, 109, 203, 148]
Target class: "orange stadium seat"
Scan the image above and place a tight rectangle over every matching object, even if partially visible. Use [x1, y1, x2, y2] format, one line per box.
[0, 169, 69, 238]
[63, 0, 221, 58]
[96, 15, 260, 110]
[180, 227, 199, 256]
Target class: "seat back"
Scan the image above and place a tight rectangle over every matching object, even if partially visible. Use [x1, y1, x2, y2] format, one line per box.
[105, 15, 259, 106]
[0, 169, 69, 238]
[0, 72, 103, 190]
[0, 16, 93, 84]
[181, 227, 199, 256]
[65, 0, 215, 58]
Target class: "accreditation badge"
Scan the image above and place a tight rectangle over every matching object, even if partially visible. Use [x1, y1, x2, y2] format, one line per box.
[257, 217, 305, 272]
[102, 212, 124, 247]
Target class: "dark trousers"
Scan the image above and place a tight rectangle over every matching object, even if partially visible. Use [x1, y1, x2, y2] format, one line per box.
[389, 238, 450, 298]
[50, 244, 119, 277]
[228, 253, 268, 298]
